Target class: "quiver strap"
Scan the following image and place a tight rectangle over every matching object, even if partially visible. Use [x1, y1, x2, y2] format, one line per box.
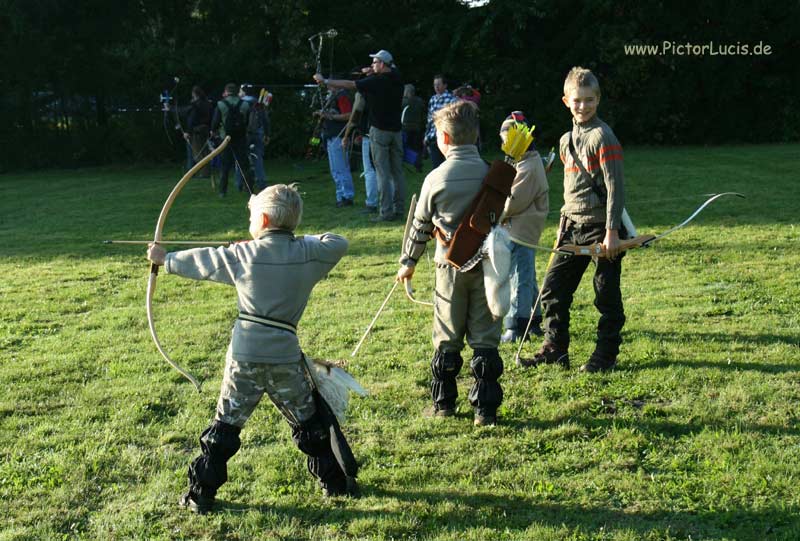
[445, 160, 515, 268]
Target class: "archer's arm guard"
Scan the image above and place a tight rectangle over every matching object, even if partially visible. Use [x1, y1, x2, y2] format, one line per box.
[401, 217, 434, 265]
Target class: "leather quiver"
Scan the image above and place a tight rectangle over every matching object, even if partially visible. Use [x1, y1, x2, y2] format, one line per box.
[445, 160, 515, 268]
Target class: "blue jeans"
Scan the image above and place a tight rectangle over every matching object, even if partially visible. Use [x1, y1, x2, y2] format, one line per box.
[362, 136, 378, 208]
[326, 137, 354, 201]
[504, 240, 540, 330]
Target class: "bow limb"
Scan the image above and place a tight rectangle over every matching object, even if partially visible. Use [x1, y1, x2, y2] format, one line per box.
[398, 193, 433, 307]
[647, 192, 745, 244]
[558, 192, 745, 258]
[146, 135, 231, 393]
[171, 78, 186, 137]
[403, 277, 433, 307]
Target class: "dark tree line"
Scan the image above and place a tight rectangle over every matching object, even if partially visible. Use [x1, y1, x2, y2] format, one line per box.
[1, 0, 797, 170]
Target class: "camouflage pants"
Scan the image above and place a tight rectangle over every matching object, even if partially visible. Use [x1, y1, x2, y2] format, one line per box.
[214, 354, 316, 429]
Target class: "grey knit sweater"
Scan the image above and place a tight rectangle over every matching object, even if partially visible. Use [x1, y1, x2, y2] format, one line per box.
[558, 115, 625, 230]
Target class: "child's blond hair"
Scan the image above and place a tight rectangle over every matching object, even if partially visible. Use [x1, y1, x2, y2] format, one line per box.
[563, 67, 601, 97]
[249, 183, 303, 231]
[433, 100, 480, 146]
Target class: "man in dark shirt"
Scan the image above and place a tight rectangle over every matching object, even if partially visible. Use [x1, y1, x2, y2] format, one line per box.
[182, 85, 213, 177]
[314, 49, 405, 222]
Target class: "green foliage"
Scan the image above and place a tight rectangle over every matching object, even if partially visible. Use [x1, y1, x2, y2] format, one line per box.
[1, 1, 798, 170]
[1, 144, 799, 539]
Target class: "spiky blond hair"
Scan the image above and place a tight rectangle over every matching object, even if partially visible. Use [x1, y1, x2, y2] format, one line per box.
[563, 67, 601, 97]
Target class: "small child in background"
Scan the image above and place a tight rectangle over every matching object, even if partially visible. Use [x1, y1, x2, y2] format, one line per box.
[498, 111, 550, 343]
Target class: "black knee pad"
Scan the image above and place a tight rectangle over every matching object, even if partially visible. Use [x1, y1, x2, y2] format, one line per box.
[291, 413, 330, 457]
[470, 349, 504, 381]
[431, 350, 463, 380]
[199, 421, 242, 461]
[431, 350, 463, 410]
[292, 410, 351, 492]
[189, 421, 242, 494]
[468, 349, 504, 414]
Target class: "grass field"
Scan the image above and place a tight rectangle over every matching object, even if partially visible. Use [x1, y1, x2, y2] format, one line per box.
[1, 144, 799, 540]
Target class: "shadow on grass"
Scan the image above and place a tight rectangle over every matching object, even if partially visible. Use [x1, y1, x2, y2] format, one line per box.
[634, 329, 800, 351]
[212, 488, 799, 539]
[631, 358, 799, 375]
[501, 408, 800, 438]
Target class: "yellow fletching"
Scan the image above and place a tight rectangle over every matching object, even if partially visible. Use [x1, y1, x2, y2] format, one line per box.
[501, 123, 535, 162]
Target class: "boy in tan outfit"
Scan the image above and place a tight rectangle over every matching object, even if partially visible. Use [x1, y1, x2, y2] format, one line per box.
[397, 101, 504, 427]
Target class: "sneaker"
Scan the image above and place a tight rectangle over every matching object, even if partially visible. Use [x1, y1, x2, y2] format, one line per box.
[500, 328, 519, 343]
[178, 491, 215, 514]
[580, 353, 617, 373]
[474, 414, 497, 427]
[518, 342, 570, 369]
[370, 214, 396, 223]
[342, 198, 354, 207]
[360, 206, 378, 214]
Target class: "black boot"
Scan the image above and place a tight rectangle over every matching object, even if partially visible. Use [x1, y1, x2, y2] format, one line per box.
[580, 351, 617, 373]
[468, 349, 504, 426]
[179, 489, 216, 514]
[518, 342, 570, 369]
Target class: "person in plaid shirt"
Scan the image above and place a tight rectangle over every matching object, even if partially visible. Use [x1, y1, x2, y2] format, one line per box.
[424, 75, 458, 169]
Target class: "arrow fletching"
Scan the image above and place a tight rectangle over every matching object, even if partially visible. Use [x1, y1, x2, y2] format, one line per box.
[501, 123, 535, 162]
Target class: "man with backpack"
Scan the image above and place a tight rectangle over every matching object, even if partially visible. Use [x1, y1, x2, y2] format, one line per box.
[211, 83, 253, 197]
[235, 85, 270, 193]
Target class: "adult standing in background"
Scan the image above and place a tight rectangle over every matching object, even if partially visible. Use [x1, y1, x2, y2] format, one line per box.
[210, 83, 253, 197]
[315, 49, 405, 222]
[424, 75, 458, 169]
[315, 86, 355, 207]
[342, 83, 379, 214]
[236, 85, 270, 193]
[402, 84, 426, 172]
[183, 86, 213, 177]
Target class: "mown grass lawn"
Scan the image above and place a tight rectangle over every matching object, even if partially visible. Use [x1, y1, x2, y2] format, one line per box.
[1, 144, 798, 540]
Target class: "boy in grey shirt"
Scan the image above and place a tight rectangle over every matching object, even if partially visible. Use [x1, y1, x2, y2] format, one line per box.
[531, 67, 627, 373]
[147, 184, 357, 513]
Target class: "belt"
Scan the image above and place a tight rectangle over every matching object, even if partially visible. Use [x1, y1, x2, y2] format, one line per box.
[238, 312, 297, 334]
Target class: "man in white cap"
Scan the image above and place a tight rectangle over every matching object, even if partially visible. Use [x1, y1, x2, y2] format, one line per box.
[314, 49, 405, 222]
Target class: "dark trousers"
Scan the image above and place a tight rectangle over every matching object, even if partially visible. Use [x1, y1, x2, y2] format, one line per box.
[541, 219, 626, 358]
[406, 130, 423, 153]
[427, 141, 446, 169]
[218, 137, 252, 195]
[405, 129, 423, 170]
